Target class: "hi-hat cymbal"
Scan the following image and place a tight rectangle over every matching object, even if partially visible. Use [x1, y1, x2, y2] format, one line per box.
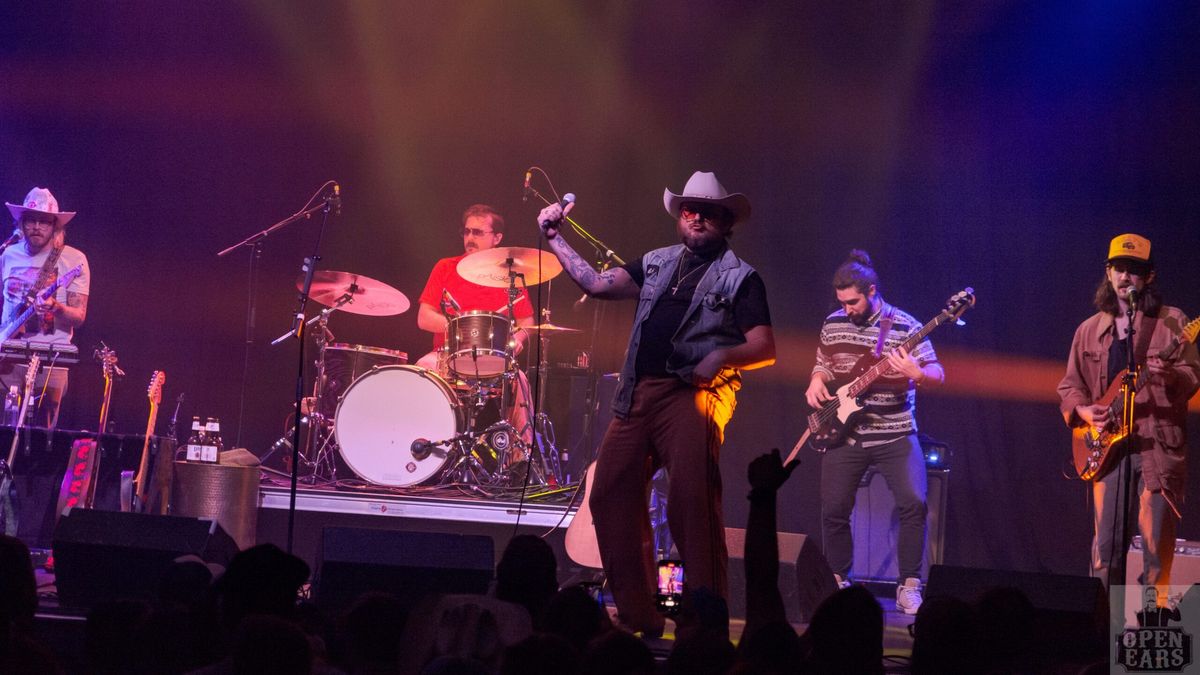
[528, 323, 582, 334]
[301, 270, 411, 316]
[456, 247, 563, 288]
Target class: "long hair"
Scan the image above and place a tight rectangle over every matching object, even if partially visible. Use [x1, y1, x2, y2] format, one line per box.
[832, 249, 880, 295]
[1093, 273, 1163, 316]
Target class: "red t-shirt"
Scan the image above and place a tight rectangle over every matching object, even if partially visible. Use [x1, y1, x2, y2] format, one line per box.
[419, 254, 534, 349]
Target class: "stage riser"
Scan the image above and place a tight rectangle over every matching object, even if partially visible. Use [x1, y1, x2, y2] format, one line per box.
[255, 499, 590, 588]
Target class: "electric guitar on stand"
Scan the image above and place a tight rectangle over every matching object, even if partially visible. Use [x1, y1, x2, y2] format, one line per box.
[55, 346, 123, 518]
[121, 371, 164, 513]
[1073, 315, 1200, 481]
[0, 355, 42, 535]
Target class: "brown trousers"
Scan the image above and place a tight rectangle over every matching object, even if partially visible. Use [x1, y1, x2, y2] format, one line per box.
[589, 376, 736, 631]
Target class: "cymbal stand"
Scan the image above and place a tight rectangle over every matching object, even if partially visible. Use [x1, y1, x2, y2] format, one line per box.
[530, 299, 564, 485]
[273, 293, 353, 483]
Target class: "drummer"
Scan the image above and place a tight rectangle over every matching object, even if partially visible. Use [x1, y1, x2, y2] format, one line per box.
[416, 204, 535, 439]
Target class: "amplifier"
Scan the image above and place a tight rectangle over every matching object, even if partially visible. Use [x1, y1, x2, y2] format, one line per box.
[850, 465, 947, 582]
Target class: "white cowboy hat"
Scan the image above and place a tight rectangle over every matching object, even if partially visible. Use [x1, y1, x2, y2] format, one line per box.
[6, 187, 76, 228]
[663, 171, 751, 224]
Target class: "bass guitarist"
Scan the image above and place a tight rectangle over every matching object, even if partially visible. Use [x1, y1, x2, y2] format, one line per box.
[804, 249, 943, 615]
[1057, 234, 1199, 595]
[1, 188, 90, 428]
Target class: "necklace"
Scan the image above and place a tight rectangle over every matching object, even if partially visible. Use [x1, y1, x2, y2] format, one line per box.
[671, 258, 710, 295]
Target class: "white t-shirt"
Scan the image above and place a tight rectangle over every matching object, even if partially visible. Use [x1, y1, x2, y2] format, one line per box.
[0, 243, 91, 346]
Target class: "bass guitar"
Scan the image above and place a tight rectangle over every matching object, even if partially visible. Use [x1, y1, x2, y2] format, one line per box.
[0, 264, 84, 342]
[0, 355, 42, 535]
[1073, 314, 1200, 481]
[804, 289, 975, 453]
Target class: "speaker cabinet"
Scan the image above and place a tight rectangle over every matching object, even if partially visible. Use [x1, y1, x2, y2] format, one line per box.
[53, 508, 239, 608]
[850, 466, 947, 582]
[725, 527, 836, 624]
[316, 527, 494, 610]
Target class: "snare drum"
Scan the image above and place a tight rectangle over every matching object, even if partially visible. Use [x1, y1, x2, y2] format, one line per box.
[320, 343, 408, 419]
[335, 365, 461, 487]
[446, 311, 512, 378]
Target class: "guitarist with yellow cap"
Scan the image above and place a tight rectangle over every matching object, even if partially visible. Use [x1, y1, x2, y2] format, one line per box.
[1058, 233, 1200, 597]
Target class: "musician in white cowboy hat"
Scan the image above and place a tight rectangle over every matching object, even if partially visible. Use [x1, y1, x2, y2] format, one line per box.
[536, 170, 775, 636]
[1, 187, 91, 428]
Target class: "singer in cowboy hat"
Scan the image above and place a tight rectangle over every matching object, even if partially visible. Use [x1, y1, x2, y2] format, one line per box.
[537, 171, 775, 636]
[1, 187, 91, 428]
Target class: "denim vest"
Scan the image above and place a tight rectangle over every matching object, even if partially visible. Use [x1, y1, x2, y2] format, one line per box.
[612, 244, 756, 418]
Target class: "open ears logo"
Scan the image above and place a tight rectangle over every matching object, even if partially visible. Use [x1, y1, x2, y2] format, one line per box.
[1113, 585, 1196, 672]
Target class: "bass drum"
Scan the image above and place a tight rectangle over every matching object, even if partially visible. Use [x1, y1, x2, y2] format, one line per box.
[335, 365, 461, 487]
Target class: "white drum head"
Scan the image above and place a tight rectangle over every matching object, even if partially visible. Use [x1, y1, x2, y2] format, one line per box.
[335, 365, 460, 487]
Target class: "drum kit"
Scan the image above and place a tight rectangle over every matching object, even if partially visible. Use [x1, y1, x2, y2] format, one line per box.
[283, 247, 581, 494]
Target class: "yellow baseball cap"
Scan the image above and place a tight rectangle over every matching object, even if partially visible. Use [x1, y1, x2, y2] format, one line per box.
[1107, 233, 1151, 264]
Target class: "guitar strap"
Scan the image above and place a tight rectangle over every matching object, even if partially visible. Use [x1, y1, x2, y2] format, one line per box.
[22, 244, 65, 335]
[1133, 312, 1159, 367]
[872, 303, 897, 357]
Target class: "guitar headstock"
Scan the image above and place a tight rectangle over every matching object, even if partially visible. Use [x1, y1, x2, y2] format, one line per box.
[24, 355, 41, 391]
[147, 371, 165, 405]
[943, 287, 976, 323]
[95, 344, 119, 378]
[1183, 315, 1200, 346]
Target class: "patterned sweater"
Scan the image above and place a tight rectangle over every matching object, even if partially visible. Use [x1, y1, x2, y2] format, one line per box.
[812, 304, 939, 448]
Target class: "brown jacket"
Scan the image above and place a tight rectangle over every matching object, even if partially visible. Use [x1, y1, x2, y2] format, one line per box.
[1057, 306, 1200, 502]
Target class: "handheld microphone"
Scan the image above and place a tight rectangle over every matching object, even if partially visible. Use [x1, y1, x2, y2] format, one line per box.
[522, 171, 532, 202]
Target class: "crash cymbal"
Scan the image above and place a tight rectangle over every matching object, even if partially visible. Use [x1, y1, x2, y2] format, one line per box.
[528, 323, 582, 334]
[456, 247, 563, 288]
[301, 270, 411, 316]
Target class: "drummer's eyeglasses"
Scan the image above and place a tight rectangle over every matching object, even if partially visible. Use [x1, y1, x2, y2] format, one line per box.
[462, 227, 494, 237]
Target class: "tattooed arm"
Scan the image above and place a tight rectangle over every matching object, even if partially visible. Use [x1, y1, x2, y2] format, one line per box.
[536, 202, 640, 300]
[42, 292, 88, 328]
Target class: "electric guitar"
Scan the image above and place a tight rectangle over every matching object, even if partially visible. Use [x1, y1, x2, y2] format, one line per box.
[801, 289, 975, 453]
[1073, 315, 1200, 481]
[0, 265, 84, 342]
[131, 371, 165, 513]
[55, 346, 122, 518]
[0, 355, 41, 535]
[564, 461, 602, 569]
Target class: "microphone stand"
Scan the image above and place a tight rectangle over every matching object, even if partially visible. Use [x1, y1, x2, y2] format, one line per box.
[526, 184, 624, 480]
[263, 191, 337, 555]
[1114, 299, 1139, 588]
[217, 183, 337, 449]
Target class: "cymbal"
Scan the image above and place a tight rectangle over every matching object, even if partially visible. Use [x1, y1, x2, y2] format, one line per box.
[301, 270, 411, 316]
[456, 247, 563, 288]
[528, 323, 582, 334]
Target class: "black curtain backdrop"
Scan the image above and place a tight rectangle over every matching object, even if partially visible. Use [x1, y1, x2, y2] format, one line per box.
[2, 1, 1198, 576]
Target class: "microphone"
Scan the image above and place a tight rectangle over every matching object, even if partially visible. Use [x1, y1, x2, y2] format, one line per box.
[0, 230, 19, 251]
[522, 170, 532, 202]
[539, 193, 576, 229]
[1127, 288, 1140, 312]
[329, 183, 342, 216]
[411, 438, 433, 461]
[442, 288, 461, 313]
